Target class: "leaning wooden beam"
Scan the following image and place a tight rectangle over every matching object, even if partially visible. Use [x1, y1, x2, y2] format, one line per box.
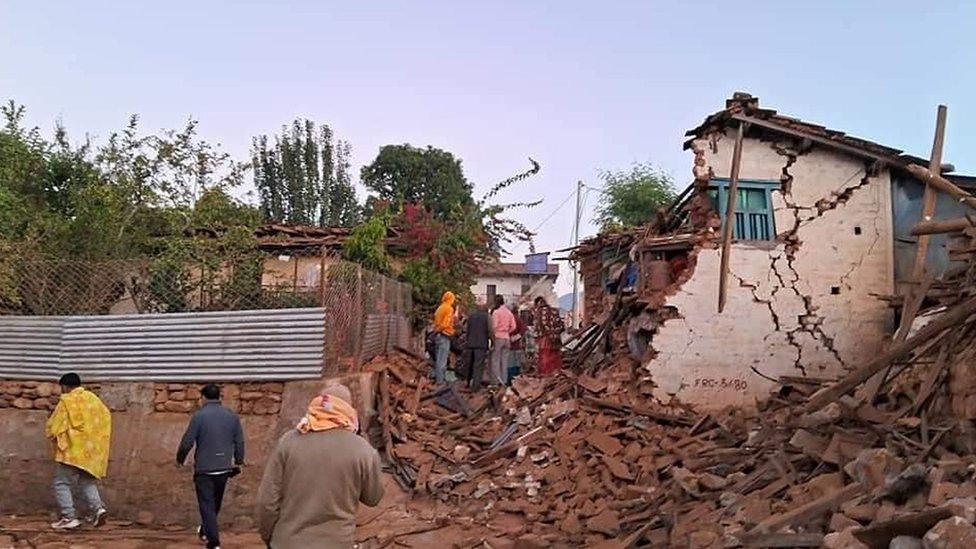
[748, 482, 862, 534]
[718, 122, 746, 313]
[911, 217, 974, 235]
[803, 297, 976, 414]
[905, 164, 976, 210]
[911, 105, 948, 281]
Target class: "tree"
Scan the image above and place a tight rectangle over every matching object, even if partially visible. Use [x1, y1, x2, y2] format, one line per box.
[594, 162, 677, 229]
[360, 144, 473, 220]
[251, 119, 359, 227]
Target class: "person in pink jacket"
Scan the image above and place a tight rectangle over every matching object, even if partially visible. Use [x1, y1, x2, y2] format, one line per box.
[489, 295, 517, 385]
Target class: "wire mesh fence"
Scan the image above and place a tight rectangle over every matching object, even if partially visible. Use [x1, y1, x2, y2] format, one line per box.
[0, 250, 412, 373]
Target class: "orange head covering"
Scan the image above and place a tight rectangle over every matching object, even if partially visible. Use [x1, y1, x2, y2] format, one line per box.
[296, 384, 359, 434]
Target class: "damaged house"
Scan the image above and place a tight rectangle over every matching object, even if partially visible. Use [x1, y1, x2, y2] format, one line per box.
[574, 93, 975, 410]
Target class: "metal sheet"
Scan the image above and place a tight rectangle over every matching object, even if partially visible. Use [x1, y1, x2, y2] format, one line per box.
[0, 308, 325, 381]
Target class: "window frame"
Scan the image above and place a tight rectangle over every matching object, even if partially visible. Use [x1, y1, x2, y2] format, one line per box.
[708, 178, 780, 242]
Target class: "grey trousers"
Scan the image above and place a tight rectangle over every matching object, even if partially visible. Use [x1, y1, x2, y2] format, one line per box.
[490, 339, 511, 385]
[54, 462, 104, 520]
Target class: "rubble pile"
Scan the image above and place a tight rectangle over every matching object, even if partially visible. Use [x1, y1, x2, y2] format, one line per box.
[370, 290, 976, 549]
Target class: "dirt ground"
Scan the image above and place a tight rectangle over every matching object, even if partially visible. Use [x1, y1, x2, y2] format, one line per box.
[0, 475, 530, 549]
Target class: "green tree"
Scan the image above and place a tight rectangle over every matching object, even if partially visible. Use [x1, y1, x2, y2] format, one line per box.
[360, 144, 473, 220]
[594, 162, 677, 229]
[251, 119, 359, 226]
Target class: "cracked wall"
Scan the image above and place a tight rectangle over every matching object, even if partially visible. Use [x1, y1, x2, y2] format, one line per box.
[649, 130, 895, 409]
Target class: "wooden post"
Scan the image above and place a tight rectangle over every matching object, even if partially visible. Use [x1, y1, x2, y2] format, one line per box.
[718, 122, 746, 313]
[353, 265, 363, 368]
[318, 246, 327, 306]
[911, 105, 948, 282]
[292, 253, 299, 293]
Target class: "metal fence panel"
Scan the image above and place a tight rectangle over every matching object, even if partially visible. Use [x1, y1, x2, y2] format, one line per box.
[0, 308, 326, 381]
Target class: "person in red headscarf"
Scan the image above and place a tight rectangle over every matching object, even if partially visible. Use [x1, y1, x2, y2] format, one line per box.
[533, 297, 565, 375]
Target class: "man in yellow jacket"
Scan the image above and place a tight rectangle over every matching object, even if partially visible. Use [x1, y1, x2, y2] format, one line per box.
[432, 291, 456, 385]
[44, 373, 111, 530]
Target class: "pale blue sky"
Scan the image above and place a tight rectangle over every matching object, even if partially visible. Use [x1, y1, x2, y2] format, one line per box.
[3, 1, 974, 294]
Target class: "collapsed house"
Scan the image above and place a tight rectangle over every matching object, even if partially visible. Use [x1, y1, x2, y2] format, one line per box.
[573, 92, 976, 410]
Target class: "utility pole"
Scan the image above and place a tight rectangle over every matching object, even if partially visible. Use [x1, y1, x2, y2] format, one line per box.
[571, 180, 583, 329]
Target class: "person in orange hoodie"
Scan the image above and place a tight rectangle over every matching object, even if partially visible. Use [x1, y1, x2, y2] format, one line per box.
[432, 291, 456, 384]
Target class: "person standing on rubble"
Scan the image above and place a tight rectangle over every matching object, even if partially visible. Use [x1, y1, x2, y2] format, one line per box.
[533, 297, 565, 375]
[490, 295, 517, 385]
[176, 384, 245, 549]
[508, 308, 528, 381]
[256, 384, 383, 548]
[462, 298, 492, 391]
[45, 372, 111, 531]
[432, 290, 457, 385]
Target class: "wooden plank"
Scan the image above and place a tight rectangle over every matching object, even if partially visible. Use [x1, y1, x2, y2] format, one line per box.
[912, 104, 948, 282]
[739, 532, 824, 548]
[748, 482, 863, 534]
[803, 297, 976, 413]
[718, 122, 746, 313]
[852, 506, 953, 549]
[912, 217, 973, 235]
[906, 164, 976, 210]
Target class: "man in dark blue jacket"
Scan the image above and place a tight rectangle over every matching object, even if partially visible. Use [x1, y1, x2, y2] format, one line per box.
[176, 384, 245, 549]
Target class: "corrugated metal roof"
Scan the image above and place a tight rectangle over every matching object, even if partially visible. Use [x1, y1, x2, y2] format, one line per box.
[0, 308, 326, 381]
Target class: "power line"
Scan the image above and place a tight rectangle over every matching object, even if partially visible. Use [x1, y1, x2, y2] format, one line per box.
[529, 188, 577, 233]
[508, 187, 578, 256]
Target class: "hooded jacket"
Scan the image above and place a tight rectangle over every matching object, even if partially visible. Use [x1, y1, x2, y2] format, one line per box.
[433, 291, 456, 336]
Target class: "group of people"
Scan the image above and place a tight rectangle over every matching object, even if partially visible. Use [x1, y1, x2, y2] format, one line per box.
[430, 291, 565, 390]
[44, 373, 382, 549]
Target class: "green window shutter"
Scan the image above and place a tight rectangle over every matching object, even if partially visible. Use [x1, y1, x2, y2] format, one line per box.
[707, 180, 777, 241]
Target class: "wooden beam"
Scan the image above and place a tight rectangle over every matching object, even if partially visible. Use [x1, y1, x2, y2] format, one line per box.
[748, 482, 862, 534]
[803, 297, 976, 414]
[911, 105, 948, 282]
[852, 506, 953, 548]
[912, 217, 974, 235]
[906, 164, 976, 210]
[731, 113, 896, 166]
[738, 533, 824, 548]
[718, 122, 745, 313]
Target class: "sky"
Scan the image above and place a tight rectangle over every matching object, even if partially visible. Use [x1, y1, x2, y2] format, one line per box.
[3, 1, 975, 296]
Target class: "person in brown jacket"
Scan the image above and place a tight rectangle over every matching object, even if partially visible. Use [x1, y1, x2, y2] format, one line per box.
[255, 384, 383, 548]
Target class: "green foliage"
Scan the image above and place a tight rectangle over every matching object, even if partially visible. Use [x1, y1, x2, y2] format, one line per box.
[399, 259, 448, 319]
[360, 144, 473, 221]
[0, 101, 263, 313]
[594, 162, 677, 229]
[251, 119, 359, 227]
[342, 211, 392, 274]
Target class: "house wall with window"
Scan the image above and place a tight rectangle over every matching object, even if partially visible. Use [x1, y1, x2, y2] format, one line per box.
[647, 129, 895, 409]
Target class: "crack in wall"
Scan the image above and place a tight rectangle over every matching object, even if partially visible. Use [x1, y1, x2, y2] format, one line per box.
[730, 269, 806, 376]
[767, 141, 864, 372]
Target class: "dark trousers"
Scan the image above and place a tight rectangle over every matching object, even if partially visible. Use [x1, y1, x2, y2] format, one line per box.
[194, 473, 230, 548]
[462, 347, 488, 391]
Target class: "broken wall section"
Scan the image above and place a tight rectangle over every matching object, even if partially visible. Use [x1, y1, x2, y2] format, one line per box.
[648, 129, 895, 409]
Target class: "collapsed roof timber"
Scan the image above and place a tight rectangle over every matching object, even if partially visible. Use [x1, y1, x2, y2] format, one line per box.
[571, 92, 976, 411]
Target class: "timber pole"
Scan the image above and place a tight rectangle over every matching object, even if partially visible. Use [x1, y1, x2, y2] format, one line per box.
[718, 122, 746, 313]
[911, 105, 948, 282]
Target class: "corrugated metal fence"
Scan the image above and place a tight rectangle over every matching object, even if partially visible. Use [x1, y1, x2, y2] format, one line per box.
[0, 308, 326, 381]
[360, 313, 411, 364]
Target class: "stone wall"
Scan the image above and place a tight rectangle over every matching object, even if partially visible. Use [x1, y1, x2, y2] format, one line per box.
[0, 373, 375, 525]
[647, 130, 895, 409]
[0, 381, 66, 411]
[153, 382, 284, 415]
